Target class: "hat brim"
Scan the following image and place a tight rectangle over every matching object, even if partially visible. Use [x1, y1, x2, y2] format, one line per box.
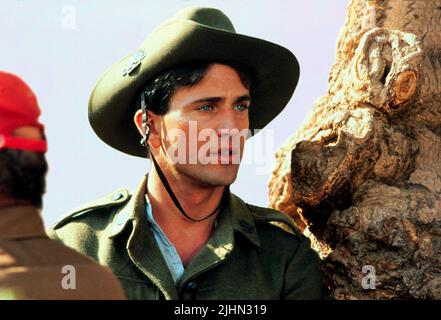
[88, 20, 300, 158]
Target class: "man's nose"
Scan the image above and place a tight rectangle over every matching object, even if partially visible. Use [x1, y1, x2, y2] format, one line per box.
[216, 108, 241, 137]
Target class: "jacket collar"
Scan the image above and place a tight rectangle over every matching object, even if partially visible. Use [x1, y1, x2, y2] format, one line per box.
[108, 186, 138, 239]
[0, 205, 46, 240]
[107, 174, 261, 297]
[108, 175, 261, 248]
[227, 192, 261, 247]
[108, 176, 178, 299]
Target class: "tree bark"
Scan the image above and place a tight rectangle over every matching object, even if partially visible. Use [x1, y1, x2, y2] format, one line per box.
[269, 0, 441, 299]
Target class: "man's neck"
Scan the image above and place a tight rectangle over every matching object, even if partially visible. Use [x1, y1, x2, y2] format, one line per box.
[0, 196, 33, 209]
[146, 166, 225, 228]
[146, 167, 227, 266]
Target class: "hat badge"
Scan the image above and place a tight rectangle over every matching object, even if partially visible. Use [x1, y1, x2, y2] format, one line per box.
[122, 49, 146, 76]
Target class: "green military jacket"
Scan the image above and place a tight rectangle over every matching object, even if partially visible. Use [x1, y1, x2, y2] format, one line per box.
[47, 176, 323, 300]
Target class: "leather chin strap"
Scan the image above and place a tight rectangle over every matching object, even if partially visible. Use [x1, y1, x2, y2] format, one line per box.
[140, 94, 227, 223]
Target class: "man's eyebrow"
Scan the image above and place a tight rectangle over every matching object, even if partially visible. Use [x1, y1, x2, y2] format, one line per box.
[235, 94, 251, 103]
[191, 97, 223, 104]
[190, 94, 251, 105]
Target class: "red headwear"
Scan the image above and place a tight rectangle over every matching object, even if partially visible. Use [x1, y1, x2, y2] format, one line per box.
[0, 71, 47, 153]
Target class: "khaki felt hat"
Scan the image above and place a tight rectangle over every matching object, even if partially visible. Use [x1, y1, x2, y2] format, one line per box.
[88, 7, 300, 158]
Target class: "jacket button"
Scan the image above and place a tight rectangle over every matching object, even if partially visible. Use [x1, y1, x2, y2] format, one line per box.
[180, 282, 198, 300]
[112, 193, 123, 201]
[239, 220, 254, 233]
[186, 282, 198, 291]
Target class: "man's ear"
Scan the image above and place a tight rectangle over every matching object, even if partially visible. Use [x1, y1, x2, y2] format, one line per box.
[133, 109, 161, 148]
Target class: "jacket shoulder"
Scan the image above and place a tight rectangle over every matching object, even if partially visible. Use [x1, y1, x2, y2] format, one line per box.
[50, 188, 131, 230]
[246, 203, 304, 240]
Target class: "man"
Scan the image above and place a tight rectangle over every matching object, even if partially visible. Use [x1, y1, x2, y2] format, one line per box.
[48, 7, 324, 299]
[0, 71, 125, 299]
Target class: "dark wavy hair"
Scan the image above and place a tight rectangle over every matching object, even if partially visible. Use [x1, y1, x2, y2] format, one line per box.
[138, 60, 253, 116]
[0, 149, 48, 208]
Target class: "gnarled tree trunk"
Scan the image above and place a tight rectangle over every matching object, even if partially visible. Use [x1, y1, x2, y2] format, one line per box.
[269, 0, 441, 299]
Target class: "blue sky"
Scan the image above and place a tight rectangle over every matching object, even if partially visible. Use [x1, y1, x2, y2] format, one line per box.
[0, 0, 349, 226]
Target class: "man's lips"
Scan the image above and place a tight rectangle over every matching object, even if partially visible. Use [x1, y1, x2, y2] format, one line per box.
[210, 148, 239, 156]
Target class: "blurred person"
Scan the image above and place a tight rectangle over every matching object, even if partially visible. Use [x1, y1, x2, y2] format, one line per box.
[0, 71, 125, 299]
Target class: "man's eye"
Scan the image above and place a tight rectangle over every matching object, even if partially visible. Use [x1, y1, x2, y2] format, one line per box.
[234, 104, 249, 112]
[198, 105, 214, 112]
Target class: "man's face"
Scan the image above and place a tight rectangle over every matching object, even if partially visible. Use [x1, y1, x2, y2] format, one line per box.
[157, 63, 251, 187]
